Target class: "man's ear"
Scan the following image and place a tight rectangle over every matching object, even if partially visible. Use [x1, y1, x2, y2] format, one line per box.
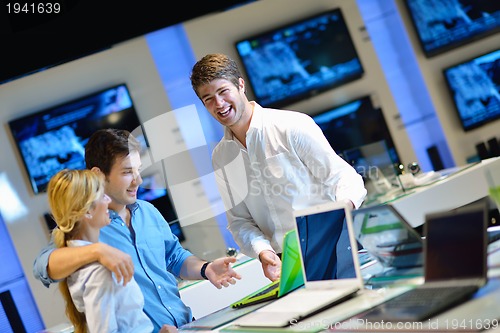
[239, 77, 245, 92]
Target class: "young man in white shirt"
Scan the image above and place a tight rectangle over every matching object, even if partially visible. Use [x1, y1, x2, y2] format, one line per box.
[190, 53, 367, 281]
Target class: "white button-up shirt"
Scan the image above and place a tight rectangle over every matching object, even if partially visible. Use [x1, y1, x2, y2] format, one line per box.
[212, 102, 367, 257]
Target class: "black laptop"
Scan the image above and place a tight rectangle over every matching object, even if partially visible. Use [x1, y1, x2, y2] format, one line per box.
[356, 198, 489, 322]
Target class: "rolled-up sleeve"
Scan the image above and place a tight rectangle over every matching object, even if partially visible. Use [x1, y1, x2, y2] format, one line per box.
[33, 241, 60, 288]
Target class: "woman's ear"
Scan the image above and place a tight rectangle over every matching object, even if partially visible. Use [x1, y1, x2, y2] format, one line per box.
[90, 166, 102, 174]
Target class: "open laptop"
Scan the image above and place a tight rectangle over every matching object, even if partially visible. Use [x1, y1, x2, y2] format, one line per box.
[231, 200, 364, 328]
[230, 229, 304, 308]
[352, 204, 424, 285]
[179, 229, 304, 331]
[343, 140, 405, 206]
[356, 197, 489, 322]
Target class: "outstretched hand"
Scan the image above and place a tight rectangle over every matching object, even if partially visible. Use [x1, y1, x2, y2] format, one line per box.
[205, 257, 242, 289]
[259, 250, 281, 282]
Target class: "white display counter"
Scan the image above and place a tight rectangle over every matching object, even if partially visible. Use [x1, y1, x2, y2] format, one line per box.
[179, 256, 270, 319]
[388, 156, 500, 227]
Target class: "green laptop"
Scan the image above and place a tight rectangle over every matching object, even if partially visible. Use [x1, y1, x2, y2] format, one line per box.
[230, 229, 304, 308]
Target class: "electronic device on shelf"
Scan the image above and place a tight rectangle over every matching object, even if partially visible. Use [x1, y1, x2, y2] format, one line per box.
[443, 48, 500, 132]
[8, 84, 142, 194]
[311, 95, 401, 166]
[404, 0, 500, 57]
[234, 7, 364, 108]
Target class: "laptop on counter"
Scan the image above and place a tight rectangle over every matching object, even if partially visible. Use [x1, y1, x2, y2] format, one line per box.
[230, 229, 304, 308]
[179, 229, 303, 331]
[231, 201, 364, 328]
[353, 197, 489, 323]
[351, 204, 424, 285]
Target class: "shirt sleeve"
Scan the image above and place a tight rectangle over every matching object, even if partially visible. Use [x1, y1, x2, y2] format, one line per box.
[225, 201, 274, 258]
[32, 239, 59, 288]
[291, 115, 367, 208]
[212, 145, 274, 258]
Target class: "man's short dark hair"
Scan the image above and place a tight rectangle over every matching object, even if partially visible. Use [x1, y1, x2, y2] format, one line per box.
[85, 129, 141, 175]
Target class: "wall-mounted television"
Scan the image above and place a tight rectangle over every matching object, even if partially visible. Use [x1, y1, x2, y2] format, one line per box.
[404, 0, 500, 57]
[8, 84, 142, 194]
[311, 95, 401, 165]
[8, 84, 180, 224]
[443, 48, 500, 131]
[235, 8, 364, 108]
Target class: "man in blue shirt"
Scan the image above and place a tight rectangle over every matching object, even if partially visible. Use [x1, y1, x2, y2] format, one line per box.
[33, 129, 241, 331]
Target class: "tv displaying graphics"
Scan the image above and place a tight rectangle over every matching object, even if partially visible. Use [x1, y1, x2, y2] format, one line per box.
[8, 84, 142, 194]
[404, 0, 500, 57]
[235, 8, 364, 108]
[9, 83, 181, 224]
[443, 48, 500, 131]
[312, 95, 401, 165]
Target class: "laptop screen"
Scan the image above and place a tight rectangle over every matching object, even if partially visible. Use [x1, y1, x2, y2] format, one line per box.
[343, 140, 403, 205]
[424, 199, 488, 282]
[352, 205, 423, 269]
[293, 201, 363, 287]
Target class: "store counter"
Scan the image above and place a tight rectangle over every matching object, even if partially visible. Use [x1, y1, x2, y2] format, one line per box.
[179, 256, 270, 319]
[377, 156, 500, 228]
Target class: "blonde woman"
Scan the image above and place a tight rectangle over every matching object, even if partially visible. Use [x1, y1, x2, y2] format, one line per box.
[48, 169, 171, 332]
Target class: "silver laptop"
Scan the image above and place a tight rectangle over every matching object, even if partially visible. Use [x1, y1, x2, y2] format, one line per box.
[232, 200, 364, 328]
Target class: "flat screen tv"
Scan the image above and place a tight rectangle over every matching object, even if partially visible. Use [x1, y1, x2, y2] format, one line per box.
[235, 8, 364, 108]
[8, 84, 180, 224]
[404, 0, 500, 57]
[311, 95, 401, 165]
[8, 84, 142, 194]
[443, 48, 500, 131]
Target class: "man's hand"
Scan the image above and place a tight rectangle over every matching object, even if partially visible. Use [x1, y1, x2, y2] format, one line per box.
[259, 250, 281, 282]
[205, 257, 242, 289]
[95, 243, 134, 286]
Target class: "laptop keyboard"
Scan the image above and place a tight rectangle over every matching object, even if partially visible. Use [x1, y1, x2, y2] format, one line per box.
[387, 285, 476, 307]
[362, 285, 478, 321]
[231, 281, 280, 309]
[249, 282, 279, 299]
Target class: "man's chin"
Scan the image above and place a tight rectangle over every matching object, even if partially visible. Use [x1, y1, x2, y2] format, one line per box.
[124, 194, 137, 205]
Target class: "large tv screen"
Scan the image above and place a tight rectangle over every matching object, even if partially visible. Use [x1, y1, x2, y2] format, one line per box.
[8, 84, 142, 194]
[443, 48, 500, 131]
[311, 95, 401, 165]
[235, 8, 364, 108]
[404, 0, 500, 57]
[8, 84, 181, 224]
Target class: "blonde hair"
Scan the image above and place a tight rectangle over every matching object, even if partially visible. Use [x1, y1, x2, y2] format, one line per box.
[47, 169, 105, 333]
